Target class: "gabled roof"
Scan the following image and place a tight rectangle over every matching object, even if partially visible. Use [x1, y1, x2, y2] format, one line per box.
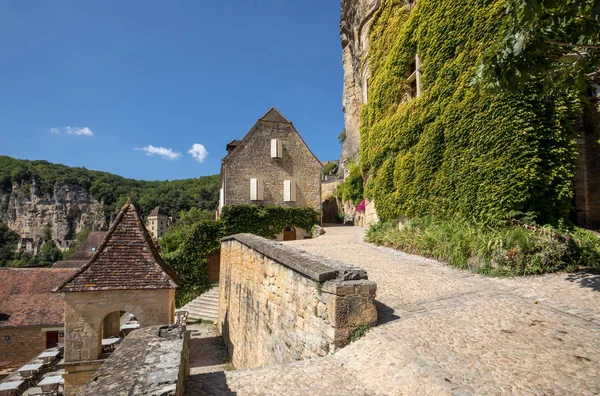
[222, 107, 322, 167]
[259, 107, 291, 123]
[55, 201, 179, 292]
[149, 207, 168, 217]
[0, 268, 77, 328]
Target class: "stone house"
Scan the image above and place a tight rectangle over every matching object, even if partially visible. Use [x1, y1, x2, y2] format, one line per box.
[54, 201, 179, 395]
[0, 268, 77, 370]
[146, 206, 169, 240]
[218, 108, 322, 240]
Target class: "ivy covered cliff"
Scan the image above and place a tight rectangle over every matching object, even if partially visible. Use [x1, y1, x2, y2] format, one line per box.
[0, 156, 219, 244]
[341, 0, 600, 226]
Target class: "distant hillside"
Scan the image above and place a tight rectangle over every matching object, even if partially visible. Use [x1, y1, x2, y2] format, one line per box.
[0, 156, 219, 244]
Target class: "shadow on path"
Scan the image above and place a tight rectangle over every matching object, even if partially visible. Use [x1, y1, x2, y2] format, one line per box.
[565, 269, 600, 292]
[186, 372, 237, 396]
[375, 300, 401, 325]
[189, 334, 228, 369]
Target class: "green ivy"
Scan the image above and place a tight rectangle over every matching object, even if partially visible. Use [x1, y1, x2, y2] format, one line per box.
[336, 159, 364, 205]
[221, 204, 319, 239]
[361, 0, 582, 225]
[165, 204, 320, 307]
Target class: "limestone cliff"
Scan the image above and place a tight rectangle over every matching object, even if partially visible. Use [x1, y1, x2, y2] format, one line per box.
[0, 179, 106, 247]
[339, 0, 380, 175]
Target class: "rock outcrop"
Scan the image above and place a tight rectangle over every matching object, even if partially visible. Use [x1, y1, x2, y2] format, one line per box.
[0, 179, 106, 247]
[339, 0, 380, 175]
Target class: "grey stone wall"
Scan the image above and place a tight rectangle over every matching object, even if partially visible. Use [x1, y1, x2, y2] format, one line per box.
[78, 325, 190, 396]
[222, 116, 322, 214]
[217, 234, 377, 370]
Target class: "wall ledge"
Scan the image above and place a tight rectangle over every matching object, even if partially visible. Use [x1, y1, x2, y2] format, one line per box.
[221, 233, 368, 282]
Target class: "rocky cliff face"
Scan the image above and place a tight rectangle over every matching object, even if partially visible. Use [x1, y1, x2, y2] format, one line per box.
[0, 179, 106, 246]
[340, 0, 380, 175]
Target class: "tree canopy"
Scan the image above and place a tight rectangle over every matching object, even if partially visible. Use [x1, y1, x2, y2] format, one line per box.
[479, 0, 600, 93]
[0, 156, 220, 217]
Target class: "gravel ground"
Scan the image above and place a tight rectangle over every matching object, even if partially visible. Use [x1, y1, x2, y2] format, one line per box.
[186, 225, 600, 395]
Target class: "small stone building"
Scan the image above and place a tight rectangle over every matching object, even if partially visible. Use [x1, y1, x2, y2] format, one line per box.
[0, 268, 77, 370]
[218, 108, 322, 240]
[147, 206, 169, 239]
[54, 201, 179, 395]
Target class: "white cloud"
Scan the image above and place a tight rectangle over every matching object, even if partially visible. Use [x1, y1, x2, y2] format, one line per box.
[135, 145, 181, 160]
[188, 143, 208, 163]
[50, 126, 94, 136]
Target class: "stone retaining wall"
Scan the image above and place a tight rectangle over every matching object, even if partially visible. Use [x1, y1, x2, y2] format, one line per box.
[78, 325, 190, 396]
[218, 234, 377, 370]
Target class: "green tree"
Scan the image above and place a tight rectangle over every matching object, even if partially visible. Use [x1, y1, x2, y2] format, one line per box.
[479, 0, 600, 92]
[159, 208, 216, 254]
[0, 222, 19, 267]
[40, 241, 63, 266]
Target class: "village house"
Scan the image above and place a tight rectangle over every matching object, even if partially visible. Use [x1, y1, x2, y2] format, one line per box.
[0, 268, 76, 370]
[217, 108, 322, 240]
[146, 206, 169, 240]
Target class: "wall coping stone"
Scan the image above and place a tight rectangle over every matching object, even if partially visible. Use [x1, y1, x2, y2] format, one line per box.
[78, 325, 189, 396]
[221, 233, 369, 282]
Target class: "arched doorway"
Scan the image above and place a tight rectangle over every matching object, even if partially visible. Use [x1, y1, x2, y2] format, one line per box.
[99, 311, 139, 357]
[283, 225, 296, 241]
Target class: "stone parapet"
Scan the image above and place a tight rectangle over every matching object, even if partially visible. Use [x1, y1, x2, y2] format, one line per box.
[78, 325, 190, 396]
[218, 234, 377, 369]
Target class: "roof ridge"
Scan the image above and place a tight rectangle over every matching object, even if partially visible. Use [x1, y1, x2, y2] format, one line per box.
[259, 107, 291, 123]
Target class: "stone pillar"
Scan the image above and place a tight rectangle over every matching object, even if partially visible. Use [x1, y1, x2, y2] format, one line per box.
[103, 311, 121, 338]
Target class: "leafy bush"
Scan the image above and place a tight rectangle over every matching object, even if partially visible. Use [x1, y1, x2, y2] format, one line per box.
[165, 204, 320, 307]
[336, 159, 364, 205]
[361, 0, 582, 225]
[165, 220, 225, 307]
[159, 208, 216, 254]
[220, 204, 319, 239]
[366, 216, 600, 276]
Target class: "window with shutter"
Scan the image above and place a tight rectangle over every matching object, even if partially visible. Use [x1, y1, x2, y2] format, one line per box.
[407, 54, 422, 101]
[250, 178, 264, 201]
[271, 139, 282, 158]
[283, 180, 296, 202]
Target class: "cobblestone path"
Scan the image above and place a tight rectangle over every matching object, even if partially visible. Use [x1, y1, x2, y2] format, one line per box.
[186, 226, 600, 395]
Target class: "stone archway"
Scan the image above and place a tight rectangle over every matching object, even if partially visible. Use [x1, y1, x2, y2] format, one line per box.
[63, 289, 174, 362]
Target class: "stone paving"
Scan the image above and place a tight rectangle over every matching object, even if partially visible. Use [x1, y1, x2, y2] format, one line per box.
[186, 225, 600, 395]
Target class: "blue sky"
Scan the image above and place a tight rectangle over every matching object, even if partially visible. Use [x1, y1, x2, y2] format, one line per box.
[0, 1, 344, 180]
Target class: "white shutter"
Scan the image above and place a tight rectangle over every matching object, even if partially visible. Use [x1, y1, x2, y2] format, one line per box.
[250, 178, 264, 201]
[283, 180, 296, 202]
[219, 188, 224, 209]
[271, 139, 282, 158]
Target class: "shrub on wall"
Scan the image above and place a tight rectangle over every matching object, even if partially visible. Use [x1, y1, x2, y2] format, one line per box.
[361, 0, 582, 225]
[220, 204, 319, 238]
[165, 220, 224, 307]
[165, 204, 320, 307]
[336, 159, 364, 205]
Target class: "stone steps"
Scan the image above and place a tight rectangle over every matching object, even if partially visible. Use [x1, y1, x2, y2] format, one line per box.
[180, 286, 219, 322]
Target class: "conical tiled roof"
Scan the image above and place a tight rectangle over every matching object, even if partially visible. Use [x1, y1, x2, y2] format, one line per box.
[56, 201, 179, 292]
[259, 107, 291, 123]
